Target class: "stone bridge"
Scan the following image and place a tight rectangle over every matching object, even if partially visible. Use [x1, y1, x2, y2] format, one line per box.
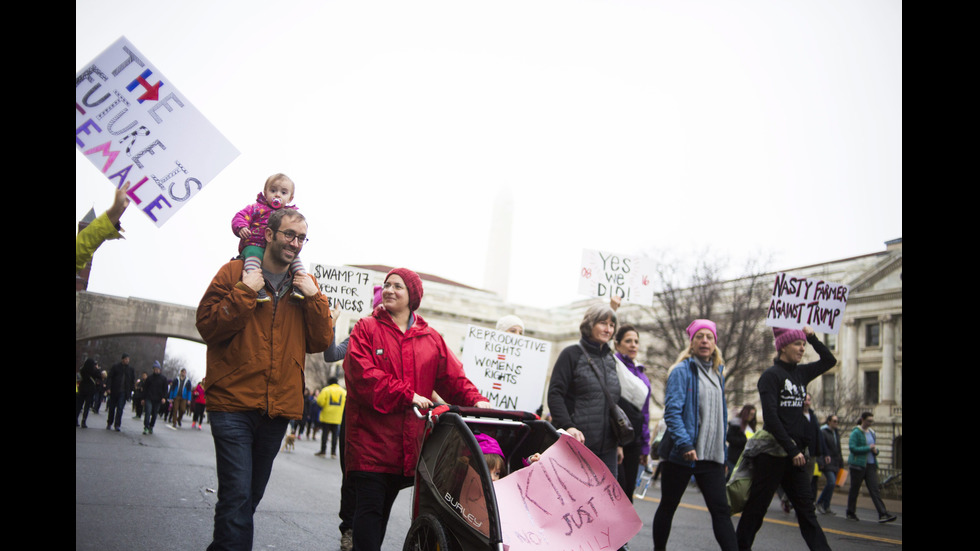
[75, 291, 202, 343]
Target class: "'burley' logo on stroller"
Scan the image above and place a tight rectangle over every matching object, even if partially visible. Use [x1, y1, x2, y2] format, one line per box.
[444, 492, 484, 529]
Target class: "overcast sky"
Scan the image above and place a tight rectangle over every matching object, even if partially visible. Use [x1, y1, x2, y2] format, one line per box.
[77, 0, 902, 379]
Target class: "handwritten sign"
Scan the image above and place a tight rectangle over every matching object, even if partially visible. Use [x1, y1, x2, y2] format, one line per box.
[578, 249, 654, 304]
[310, 264, 374, 315]
[494, 434, 641, 551]
[460, 326, 552, 411]
[766, 272, 850, 334]
[75, 36, 239, 227]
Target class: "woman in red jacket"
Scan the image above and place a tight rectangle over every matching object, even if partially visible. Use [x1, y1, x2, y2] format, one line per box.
[190, 378, 207, 430]
[343, 268, 489, 551]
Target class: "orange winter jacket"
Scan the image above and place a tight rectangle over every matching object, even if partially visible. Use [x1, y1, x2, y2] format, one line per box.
[196, 260, 333, 420]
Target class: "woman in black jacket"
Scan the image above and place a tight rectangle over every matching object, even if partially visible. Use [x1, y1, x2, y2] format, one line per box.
[735, 326, 836, 551]
[547, 303, 622, 474]
[76, 359, 100, 428]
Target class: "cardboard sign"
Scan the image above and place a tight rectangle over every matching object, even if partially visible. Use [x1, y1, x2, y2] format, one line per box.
[460, 325, 551, 411]
[578, 249, 655, 305]
[494, 434, 642, 551]
[75, 36, 239, 227]
[765, 272, 850, 334]
[309, 264, 374, 315]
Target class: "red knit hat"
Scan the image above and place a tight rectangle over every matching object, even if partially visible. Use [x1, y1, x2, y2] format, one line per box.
[386, 268, 424, 312]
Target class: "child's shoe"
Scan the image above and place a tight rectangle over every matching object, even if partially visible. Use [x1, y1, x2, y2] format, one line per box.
[256, 289, 271, 303]
[292, 289, 306, 300]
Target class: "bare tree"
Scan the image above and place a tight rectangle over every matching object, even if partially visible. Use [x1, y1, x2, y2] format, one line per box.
[624, 252, 773, 408]
[304, 353, 344, 392]
[162, 354, 188, 381]
[829, 375, 868, 432]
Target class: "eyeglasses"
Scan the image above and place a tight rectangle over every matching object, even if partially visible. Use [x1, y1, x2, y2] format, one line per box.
[275, 230, 309, 244]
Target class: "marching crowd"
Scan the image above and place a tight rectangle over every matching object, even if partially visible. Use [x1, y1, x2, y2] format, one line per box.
[76, 173, 898, 551]
[75, 356, 349, 451]
[75, 358, 207, 434]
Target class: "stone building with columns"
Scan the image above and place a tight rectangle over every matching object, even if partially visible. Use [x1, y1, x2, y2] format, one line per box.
[810, 238, 903, 472]
[751, 238, 903, 473]
[325, 239, 902, 473]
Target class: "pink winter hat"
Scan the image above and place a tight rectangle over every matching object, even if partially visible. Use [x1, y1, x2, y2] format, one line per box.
[686, 319, 717, 342]
[773, 327, 807, 352]
[475, 433, 505, 459]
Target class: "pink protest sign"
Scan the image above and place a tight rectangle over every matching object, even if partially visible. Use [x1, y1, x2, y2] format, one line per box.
[493, 434, 641, 551]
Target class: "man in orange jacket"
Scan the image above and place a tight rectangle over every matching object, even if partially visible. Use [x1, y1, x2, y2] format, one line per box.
[197, 209, 333, 551]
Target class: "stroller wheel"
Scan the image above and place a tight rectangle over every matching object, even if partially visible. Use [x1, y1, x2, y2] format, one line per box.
[403, 513, 451, 551]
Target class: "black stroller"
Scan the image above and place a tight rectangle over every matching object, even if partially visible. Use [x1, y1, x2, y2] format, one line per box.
[402, 405, 561, 551]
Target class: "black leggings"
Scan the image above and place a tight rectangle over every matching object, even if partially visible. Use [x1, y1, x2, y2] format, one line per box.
[652, 460, 737, 551]
[349, 472, 413, 551]
[617, 441, 643, 502]
[192, 402, 206, 424]
[736, 453, 830, 551]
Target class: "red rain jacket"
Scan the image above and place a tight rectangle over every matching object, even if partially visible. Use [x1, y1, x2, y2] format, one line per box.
[343, 306, 486, 476]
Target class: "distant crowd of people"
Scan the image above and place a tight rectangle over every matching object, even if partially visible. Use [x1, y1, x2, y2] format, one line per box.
[75, 357, 207, 434]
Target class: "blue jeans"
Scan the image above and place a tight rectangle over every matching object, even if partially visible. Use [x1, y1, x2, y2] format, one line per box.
[144, 400, 162, 430]
[207, 411, 289, 551]
[816, 470, 837, 510]
[106, 394, 127, 429]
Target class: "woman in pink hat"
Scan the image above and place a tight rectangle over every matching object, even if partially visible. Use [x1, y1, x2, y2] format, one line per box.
[736, 325, 836, 551]
[343, 268, 489, 551]
[653, 319, 737, 551]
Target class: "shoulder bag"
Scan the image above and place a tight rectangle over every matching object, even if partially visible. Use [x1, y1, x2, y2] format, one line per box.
[578, 344, 635, 446]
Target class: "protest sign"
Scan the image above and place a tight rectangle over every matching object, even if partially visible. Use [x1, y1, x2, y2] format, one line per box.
[494, 434, 642, 551]
[460, 325, 551, 411]
[578, 249, 655, 305]
[309, 264, 374, 316]
[765, 272, 850, 334]
[76, 36, 239, 227]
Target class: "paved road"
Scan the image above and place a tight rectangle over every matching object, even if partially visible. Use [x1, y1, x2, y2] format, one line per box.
[76, 412, 902, 550]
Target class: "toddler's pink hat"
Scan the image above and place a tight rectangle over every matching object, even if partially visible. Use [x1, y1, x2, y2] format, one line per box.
[475, 433, 505, 459]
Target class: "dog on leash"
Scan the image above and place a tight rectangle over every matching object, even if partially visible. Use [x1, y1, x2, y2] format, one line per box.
[281, 433, 296, 452]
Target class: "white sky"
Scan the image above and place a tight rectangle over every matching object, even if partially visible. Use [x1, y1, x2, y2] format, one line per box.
[77, 0, 902, 380]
